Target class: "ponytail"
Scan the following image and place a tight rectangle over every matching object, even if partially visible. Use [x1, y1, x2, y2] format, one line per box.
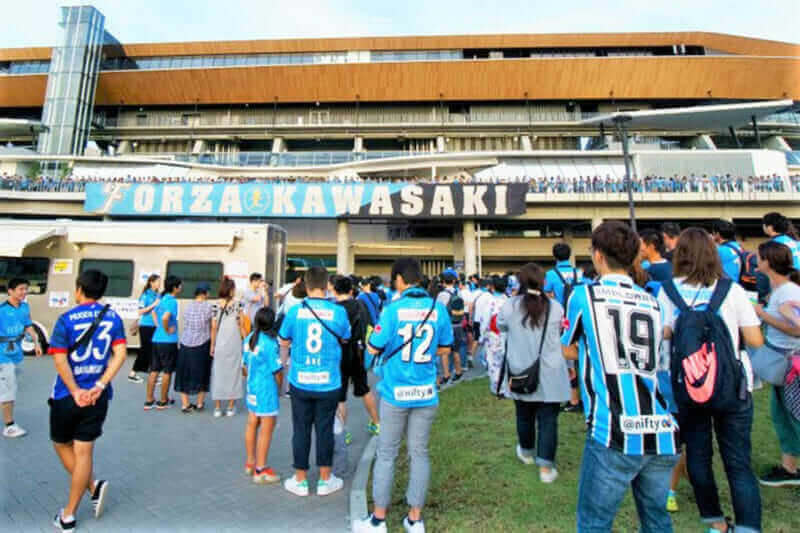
[517, 263, 548, 330]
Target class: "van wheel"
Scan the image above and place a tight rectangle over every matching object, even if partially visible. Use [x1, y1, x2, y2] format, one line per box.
[23, 324, 48, 356]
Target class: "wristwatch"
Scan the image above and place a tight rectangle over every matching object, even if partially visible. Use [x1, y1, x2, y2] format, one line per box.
[94, 380, 106, 390]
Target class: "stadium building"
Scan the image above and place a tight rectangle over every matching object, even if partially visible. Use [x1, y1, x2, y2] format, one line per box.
[0, 5, 799, 276]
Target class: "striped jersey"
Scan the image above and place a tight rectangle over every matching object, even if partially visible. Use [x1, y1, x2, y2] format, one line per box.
[561, 273, 679, 455]
[772, 234, 800, 270]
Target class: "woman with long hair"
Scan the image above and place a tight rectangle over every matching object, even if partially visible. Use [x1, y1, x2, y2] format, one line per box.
[174, 282, 215, 413]
[211, 277, 247, 417]
[752, 241, 800, 487]
[242, 307, 283, 484]
[129, 274, 160, 383]
[496, 263, 569, 483]
[660, 228, 764, 533]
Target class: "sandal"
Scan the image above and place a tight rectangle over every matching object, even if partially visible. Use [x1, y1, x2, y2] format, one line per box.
[181, 405, 195, 414]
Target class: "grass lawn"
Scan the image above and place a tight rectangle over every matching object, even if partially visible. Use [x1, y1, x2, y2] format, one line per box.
[374, 378, 800, 532]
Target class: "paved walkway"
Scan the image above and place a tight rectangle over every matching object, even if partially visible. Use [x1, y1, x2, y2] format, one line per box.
[1, 356, 371, 533]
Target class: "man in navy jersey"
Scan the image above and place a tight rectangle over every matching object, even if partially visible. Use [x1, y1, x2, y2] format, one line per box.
[279, 266, 351, 498]
[562, 221, 679, 533]
[48, 270, 127, 532]
[354, 257, 453, 533]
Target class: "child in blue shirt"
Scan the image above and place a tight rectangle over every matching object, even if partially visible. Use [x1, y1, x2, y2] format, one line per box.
[242, 307, 283, 484]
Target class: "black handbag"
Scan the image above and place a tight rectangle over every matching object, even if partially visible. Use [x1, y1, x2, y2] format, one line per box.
[497, 301, 550, 396]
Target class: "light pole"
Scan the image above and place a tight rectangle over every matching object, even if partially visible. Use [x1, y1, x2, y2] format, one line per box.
[612, 115, 637, 232]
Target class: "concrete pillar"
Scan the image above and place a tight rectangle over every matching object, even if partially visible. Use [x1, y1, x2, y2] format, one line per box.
[764, 135, 791, 152]
[591, 216, 604, 230]
[117, 140, 130, 154]
[336, 219, 353, 274]
[463, 221, 477, 276]
[563, 230, 576, 266]
[688, 134, 717, 150]
[271, 137, 285, 153]
[191, 139, 207, 154]
[520, 135, 533, 152]
[353, 136, 364, 153]
[436, 136, 446, 153]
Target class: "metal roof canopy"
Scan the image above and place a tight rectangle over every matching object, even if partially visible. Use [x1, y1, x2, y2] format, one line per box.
[581, 99, 795, 132]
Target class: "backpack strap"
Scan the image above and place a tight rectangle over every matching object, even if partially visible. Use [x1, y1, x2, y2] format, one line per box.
[302, 300, 344, 344]
[707, 278, 733, 314]
[377, 295, 437, 368]
[660, 279, 690, 314]
[68, 304, 110, 355]
[554, 268, 570, 288]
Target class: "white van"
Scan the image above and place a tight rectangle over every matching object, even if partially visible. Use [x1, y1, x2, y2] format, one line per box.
[0, 220, 286, 352]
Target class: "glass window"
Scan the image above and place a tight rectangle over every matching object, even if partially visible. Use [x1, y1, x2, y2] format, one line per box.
[0, 258, 49, 294]
[79, 259, 133, 297]
[166, 261, 222, 299]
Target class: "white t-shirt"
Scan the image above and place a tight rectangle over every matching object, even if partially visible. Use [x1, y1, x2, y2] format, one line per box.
[660, 277, 760, 353]
[472, 291, 492, 325]
[459, 287, 477, 308]
[765, 281, 800, 350]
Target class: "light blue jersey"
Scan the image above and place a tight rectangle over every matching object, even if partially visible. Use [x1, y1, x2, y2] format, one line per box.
[717, 241, 743, 282]
[152, 294, 178, 343]
[138, 289, 158, 327]
[242, 332, 282, 416]
[368, 287, 454, 408]
[561, 274, 678, 456]
[773, 234, 800, 270]
[0, 300, 32, 364]
[278, 297, 351, 392]
[544, 261, 584, 306]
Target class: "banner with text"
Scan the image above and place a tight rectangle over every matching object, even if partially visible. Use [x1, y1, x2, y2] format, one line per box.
[84, 182, 527, 219]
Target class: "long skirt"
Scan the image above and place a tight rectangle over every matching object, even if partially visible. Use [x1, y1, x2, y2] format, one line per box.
[174, 341, 212, 394]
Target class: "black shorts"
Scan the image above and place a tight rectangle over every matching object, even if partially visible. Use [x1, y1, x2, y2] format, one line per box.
[49, 391, 109, 443]
[339, 351, 370, 402]
[150, 342, 178, 373]
[472, 322, 481, 341]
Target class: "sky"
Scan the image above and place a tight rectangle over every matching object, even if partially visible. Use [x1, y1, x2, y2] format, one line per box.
[2, 0, 798, 48]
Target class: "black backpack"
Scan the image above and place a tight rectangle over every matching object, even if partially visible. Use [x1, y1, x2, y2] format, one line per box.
[443, 288, 465, 325]
[661, 279, 747, 412]
[554, 267, 580, 306]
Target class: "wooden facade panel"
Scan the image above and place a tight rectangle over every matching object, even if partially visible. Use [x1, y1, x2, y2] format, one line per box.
[1, 56, 797, 109]
[1, 32, 797, 61]
[0, 75, 48, 106]
[88, 57, 799, 106]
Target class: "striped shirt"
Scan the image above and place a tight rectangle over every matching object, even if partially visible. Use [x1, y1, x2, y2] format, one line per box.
[561, 273, 679, 456]
[179, 300, 214, 347]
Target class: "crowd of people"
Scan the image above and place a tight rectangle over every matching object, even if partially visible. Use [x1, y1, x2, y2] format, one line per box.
[2, 171, 799, 194]
[3, 210, 800, 532]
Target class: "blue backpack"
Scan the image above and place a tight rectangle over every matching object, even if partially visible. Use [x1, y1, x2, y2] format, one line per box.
[661, 279, 747, 412]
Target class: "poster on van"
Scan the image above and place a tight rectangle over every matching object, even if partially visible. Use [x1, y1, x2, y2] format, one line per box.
[48, 291, 69, 308]
[52, 259, 73, 275]
[104, 298, 140, 320]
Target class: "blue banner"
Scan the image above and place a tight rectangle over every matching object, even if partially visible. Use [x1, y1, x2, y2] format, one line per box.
[84, 182, 527, 218]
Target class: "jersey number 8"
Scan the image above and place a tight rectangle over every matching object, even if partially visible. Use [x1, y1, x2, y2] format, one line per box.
[306, 323, 323, 354]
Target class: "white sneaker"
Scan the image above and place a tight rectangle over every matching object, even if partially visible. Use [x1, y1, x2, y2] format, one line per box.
[352, 514, 388, 532]
[316, 474, 343, 496]
[516, 444, 534, 465]
[402, 516, 426, 533]
[3, 423, 27, 438]
[213, 409, 223, 418]
[283, 475, 309, 497]
[91, 480, 108, 518]
[539, 467, 559, 484]
[225, 407, 236, 417]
